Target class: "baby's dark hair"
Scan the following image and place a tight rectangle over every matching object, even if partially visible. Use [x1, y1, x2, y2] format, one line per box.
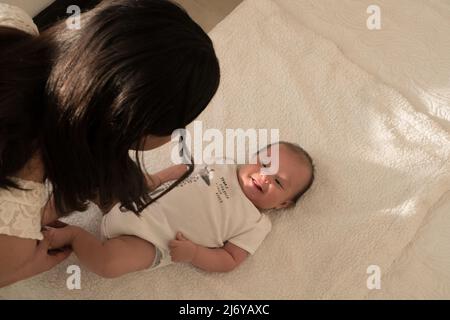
[258, 141, 315, 204]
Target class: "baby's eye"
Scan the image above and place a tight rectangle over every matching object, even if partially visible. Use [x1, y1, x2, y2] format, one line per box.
[275, 179, 282, 187]
[261, 163, 268, 168]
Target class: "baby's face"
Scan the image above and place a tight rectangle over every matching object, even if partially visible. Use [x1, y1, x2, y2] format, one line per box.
[237, 144, 311, 210]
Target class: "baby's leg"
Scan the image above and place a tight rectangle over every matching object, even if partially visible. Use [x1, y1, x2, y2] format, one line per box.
[46, 226, 156, 278]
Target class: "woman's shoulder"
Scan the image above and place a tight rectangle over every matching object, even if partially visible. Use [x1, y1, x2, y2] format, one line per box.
[0, 177, 47, 241]
[0, 177, 47, 206]
[1, 151, 47, 205]
[0, 3, 39, 36]
[0, 153, 48, 241]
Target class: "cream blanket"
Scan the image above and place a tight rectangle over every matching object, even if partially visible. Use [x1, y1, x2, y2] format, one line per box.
[1, 0, 449, 299]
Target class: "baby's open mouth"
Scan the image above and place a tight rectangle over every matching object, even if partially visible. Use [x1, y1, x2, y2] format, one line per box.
[251, 177, 263, 192]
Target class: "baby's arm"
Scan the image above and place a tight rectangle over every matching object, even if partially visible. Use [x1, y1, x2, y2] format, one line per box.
[169, 232, 249, 272]
[46, 226, 155, 278]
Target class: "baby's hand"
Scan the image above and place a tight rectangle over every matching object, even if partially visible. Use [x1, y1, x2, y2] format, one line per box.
[169, 232, 198, 263]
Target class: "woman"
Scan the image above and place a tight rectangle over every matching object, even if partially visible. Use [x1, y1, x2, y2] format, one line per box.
[0, 0, 220, 287]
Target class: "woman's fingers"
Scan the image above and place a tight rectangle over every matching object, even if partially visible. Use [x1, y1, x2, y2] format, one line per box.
[38, 232, 52, 251]
[46, 220, 68, 229]
[43, 227, 73, 250]
[176, 232, 187, 241]
[38, 229, 72, 269]
[46, 248, 72, 267]
[169, 240, 178, 247]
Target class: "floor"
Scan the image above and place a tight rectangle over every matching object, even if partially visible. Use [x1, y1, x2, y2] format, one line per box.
[8, 0, 244, 33]
[3, 0, 55, 17]
[176, 0, 244, 32]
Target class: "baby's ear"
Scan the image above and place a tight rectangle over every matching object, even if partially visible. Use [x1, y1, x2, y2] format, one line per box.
[275, 200, 294, 209]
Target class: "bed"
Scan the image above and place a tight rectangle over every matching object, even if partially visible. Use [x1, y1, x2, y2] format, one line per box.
[1, 0, 449, 299]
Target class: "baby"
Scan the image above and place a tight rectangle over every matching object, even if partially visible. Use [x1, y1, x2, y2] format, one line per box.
[46, 142, 314, 277]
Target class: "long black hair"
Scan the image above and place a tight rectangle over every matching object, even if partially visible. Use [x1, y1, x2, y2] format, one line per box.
[0, 0, 220, 215]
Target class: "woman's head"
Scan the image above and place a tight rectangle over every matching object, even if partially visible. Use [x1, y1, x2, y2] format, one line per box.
[46, 0, 220, 146]
[0, 0, 220, 215]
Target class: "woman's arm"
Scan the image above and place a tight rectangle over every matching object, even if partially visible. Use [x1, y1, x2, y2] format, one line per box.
[146, 164, 189, 189]
[89, 164, 189, 214]
[46, 226, 156, 278]
[41, 195, 59, 226]
[0, 234, 71, 288]
[0, 235, 35, 287]
[169, 233, 249, 273]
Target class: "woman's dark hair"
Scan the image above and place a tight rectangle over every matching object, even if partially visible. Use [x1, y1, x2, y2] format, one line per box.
[0, 0, 220, 215]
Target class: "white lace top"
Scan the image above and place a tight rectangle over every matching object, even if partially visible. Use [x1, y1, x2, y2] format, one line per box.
[0, 4, 45, 240]
[0, 178, 48, 240]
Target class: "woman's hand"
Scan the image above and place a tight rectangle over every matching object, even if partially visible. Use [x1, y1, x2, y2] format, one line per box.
[169, 164, 190, 181]
[145, 173, 162, 191]
[0, 232, 72, 288]
[33, 232, 73, 270]
[169, 232, 198, 263]
[43, 226, 79, 251]
[149, 164, 190, 190]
